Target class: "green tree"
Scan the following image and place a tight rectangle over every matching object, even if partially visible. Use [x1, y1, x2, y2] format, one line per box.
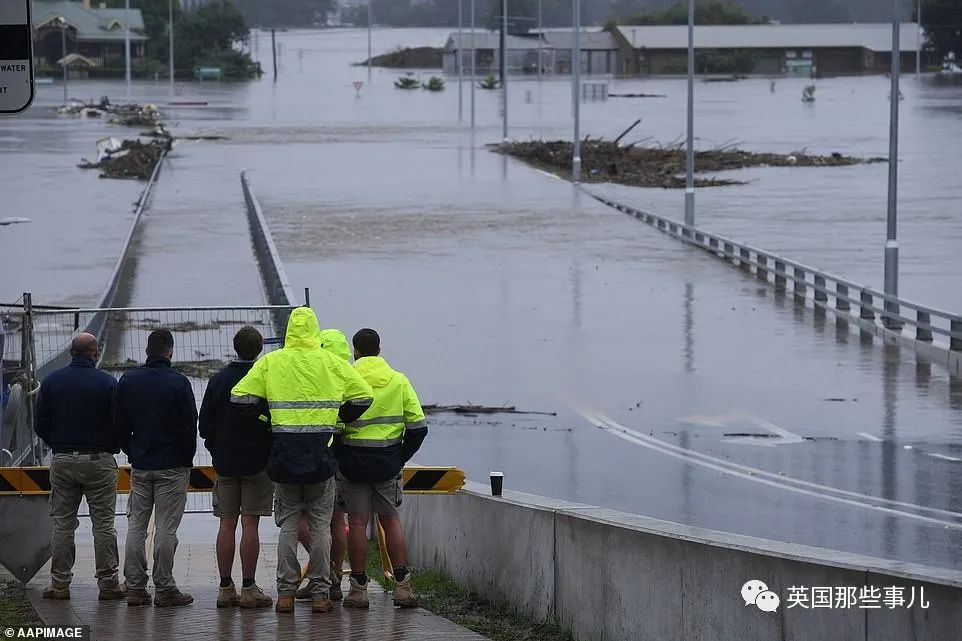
[917, 0, 962, 60]
[616, 0, 764, 26]
[232, 0, 336, 27]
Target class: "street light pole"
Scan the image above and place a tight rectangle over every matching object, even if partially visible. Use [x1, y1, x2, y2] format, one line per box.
[124, 0, 131, 98]
[59, 19, 67, 105]
[168, 0, 174, 96]
[470, 0, 476, 130]
[501, 0, 508, 141]
[572, 0, 581, 181]
[916, 0, 921, 79]
[458, 0, 463, 121]
[367, 2, 373, 79]
[537, 0, 542, 81]
[884, 0, 901, 327]
[684, 0, 695, 229]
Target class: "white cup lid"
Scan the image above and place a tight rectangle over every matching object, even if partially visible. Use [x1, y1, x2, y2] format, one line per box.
[490, 471, 504, 477]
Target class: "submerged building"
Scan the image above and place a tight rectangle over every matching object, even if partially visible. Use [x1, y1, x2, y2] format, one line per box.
[32, 0, 147, 72]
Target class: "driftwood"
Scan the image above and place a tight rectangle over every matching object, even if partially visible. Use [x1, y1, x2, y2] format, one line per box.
[422, 404, 557, 416]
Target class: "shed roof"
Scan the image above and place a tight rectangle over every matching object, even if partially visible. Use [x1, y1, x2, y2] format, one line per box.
[541, 30, 618, 50]
[613, 23, 920, 53]
[33, 0, 147, 42]
[445, 32, 544, 51]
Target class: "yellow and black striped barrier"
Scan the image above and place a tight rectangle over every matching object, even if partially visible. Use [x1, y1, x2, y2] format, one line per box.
[0, 464, 464, 496]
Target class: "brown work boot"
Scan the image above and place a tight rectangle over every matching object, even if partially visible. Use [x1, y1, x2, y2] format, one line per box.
[154, 588, 194, 607]
[329, 565, 343, 602]
[239, 583, 273, 609]
[393, 574, 418, 608]
[311, 592, 333, 613]
[217, 582, 239, 608]
[99, 582, 127, 601]
[127, 589, 152, 607]
[275, 594, 294, 613]
[42, 584, 70, 600]
[342, 577, 369, 609]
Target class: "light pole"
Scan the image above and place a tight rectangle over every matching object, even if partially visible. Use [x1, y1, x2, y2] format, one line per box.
[367, 2, 373, 79]
[168, 0, 175, 96]
[500, 0, 508, 141]
[884, 0, 901, 328]
[57, 17, 68, 106]
[916, 0, 921, 79]
[470, 0, 476, 129]
[572, 0, 581, 181]
[684, 0, 695, 229]
[537, 0, 542, 81]
[124, 0, 131, 98]
[457, 0, 463, 121]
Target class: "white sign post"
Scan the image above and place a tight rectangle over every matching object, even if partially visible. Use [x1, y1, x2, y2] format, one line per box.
[0, 1, 34, 114]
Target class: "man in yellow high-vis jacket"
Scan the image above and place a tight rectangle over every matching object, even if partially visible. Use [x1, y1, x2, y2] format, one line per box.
[230, 308, 373, 614]
[334, 328, 427, 610]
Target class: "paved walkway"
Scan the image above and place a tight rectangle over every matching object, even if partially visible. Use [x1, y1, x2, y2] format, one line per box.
[26, 517, 488, 641]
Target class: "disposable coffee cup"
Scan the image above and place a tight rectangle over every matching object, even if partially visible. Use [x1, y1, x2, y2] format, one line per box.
[490, 471, 504, 496]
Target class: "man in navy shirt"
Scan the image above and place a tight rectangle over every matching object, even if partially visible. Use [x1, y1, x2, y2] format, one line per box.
[115, 329, 197, 608]
[35, 333, 125, 601]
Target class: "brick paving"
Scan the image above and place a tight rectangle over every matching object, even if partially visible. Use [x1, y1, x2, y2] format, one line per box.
[26, 516, 488, 641]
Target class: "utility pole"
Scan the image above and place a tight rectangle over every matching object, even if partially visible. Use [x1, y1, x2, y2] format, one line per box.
[470, 0, 476, 129]
[916, 0, 921, 79]
[884, 0, 901, 328]
[572, 0, 581, 181]
[58, 18, 67, 105]
[168, 0, 175, 96]
[537, 0, 542, 81]
[124, 0, 131, 98]
[367, 1, 373, 79]
[458, 0, 463, 121]
[684, 0, 695, 229]
[500, 0, 508, 141]
[271, 28, 277, 80]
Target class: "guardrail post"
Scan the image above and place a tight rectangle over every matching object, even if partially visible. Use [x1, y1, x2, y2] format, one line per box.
[836, 283, 851, 311]
[814, 275, 828, 303]
[860, 290, 875, 321]
[793, 267, 806, 297]
[951, 318, 962, 352]
[739, 248, 751, 271]
[883, 299, 903, 331]
[723, 242, 734, 263]
[915, 311, 933, 342]
[756, 255, 768, 281]
[774, 261, 786, 290]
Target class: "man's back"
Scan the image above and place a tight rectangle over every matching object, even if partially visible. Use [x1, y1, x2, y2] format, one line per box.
[36, 356, 118, 453]
[199, 361, 270, 477]
[116, 356, 197, 470]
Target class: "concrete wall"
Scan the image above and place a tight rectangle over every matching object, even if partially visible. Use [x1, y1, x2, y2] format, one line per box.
[403, 482, 962, 641]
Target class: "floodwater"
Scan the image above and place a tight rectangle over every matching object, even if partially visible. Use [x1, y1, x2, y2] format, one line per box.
[4, 28, 962, 571]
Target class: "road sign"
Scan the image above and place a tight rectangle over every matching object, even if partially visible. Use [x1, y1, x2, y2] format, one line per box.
[0, 0, 35, 114]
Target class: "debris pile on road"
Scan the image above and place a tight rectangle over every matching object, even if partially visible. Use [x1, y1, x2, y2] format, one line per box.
[492, 139, 886, 189]
[422, 404, 557, 416]
[78, 136, 170, 180]
[57, 96, 161, 127]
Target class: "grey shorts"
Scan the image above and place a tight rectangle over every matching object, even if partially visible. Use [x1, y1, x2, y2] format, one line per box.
[213, 469, 274, 517]
[335, 473, 402, 516]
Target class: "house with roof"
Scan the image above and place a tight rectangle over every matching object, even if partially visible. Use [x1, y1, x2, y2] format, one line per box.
[32, 0, 147, 72]
[443, 29, 619, 76]
[609, 23, 921, 76]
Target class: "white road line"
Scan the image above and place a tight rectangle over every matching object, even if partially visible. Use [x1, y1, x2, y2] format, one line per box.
[573, 406, 962, 528]
[925, 453, 962, 463]
[857, 432, 883, 442]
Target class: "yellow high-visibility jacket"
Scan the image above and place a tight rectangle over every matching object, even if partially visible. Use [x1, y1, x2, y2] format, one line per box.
[231, 308, 373, 483]
[334, 355, 427, 483]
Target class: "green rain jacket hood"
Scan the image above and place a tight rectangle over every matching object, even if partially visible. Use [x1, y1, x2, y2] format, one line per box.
[319, 328, 352, 363]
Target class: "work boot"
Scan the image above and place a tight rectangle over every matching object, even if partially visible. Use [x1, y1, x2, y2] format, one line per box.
[239, 583, 273, 609]
[42, 584, 70, 600]
[393, 574, 418, 609]
[217, 582, 239, 608]
[126, 589, 152, 607]
[294, 582, 313, 600]
[312, 592, 333, 613]
[329, 565, 343, 602]
[275, 594, 294, 613]
[342, 577, 369, 610]
[154, 588, 194, 608]
[99, 582, 127, 601]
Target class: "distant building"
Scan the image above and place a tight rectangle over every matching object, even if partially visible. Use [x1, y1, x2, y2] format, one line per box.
[609, 23, 921, 76]
[32, 0, 147, 71]
[443, 30, 618, 76]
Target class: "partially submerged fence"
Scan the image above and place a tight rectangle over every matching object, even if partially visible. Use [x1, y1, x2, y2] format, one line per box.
[585, 190, 962, 375]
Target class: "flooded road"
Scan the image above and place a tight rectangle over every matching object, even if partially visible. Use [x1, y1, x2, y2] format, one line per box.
[4, 28, 962, 571]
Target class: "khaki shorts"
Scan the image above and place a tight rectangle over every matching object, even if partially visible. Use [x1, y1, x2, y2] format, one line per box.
[335, 473, 402, 516]
[213, 469, 274, 517]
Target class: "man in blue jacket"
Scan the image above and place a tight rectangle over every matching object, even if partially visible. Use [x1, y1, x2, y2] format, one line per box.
[35, 333, 125, 601]
[115, 329, 197, 608]
[199, 326, 273, 609]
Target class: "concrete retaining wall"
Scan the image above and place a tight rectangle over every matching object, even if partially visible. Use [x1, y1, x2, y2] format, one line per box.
[403, 482, 962, 641]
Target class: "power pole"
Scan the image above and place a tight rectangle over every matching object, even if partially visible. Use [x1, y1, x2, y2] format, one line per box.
[684, 0, 695, 229]
[124, 0, 131, 98]
[168, 0, 175, 96]
[883, 0, 901, 328]
[470, 0, 476, 129]
[458, 0, 463, 121]
[500, 0, 508, 141]
[572, 0, 581, 181]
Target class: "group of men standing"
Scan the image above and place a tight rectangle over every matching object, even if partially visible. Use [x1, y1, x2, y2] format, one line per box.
[34, 306, 427, 615]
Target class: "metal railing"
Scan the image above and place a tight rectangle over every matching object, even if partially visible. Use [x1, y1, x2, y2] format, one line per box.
[585, 190, 962, 354]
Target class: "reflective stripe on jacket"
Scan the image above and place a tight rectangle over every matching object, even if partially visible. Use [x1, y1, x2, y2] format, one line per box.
[342, 356, 425, 448]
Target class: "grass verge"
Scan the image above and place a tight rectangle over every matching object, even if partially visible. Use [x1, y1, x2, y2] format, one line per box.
[365, 540, 575, 641]
[0, 580, 44, 628]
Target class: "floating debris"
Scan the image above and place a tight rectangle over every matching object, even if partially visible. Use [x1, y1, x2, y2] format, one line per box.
[492, 139, 886, 189]
[78, 137, 170, 180]
[395, 75, 421, 90]
[422, 76, 445, 91]
[101, 358, 227, 379]
[422, 404, 557, 416]
[0, 217, 31, 226]
[58, 96, 161, 127]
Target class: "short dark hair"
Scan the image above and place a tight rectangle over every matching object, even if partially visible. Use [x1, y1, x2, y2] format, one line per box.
[352, 328, 380, 357]
[233, 325, 263, 360]
[146, 329, 174, 358]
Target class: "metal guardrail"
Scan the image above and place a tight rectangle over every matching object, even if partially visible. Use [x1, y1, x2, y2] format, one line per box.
[240, 171, 299, 334]
[585, 190, 962, 353]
